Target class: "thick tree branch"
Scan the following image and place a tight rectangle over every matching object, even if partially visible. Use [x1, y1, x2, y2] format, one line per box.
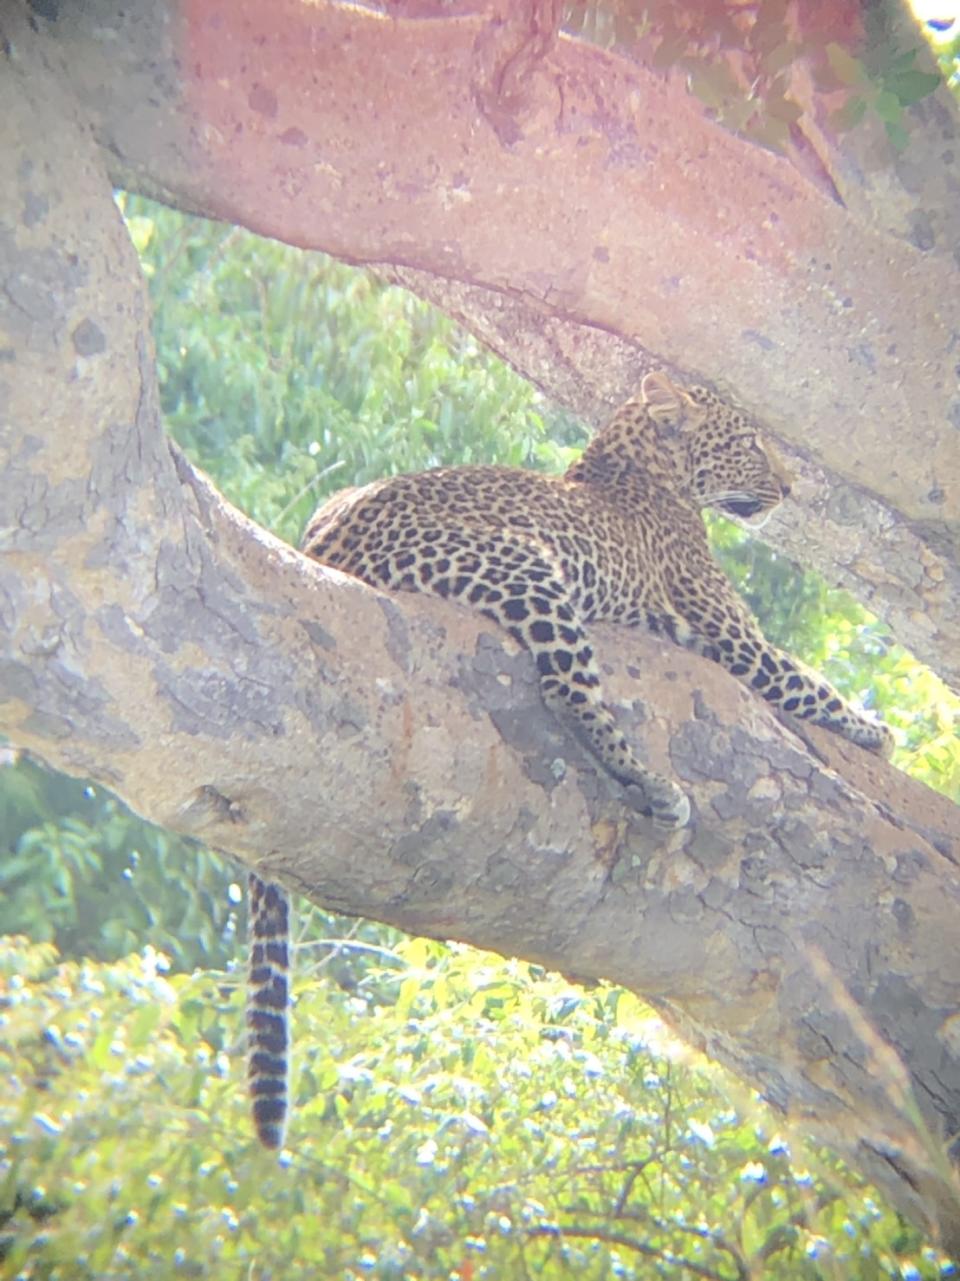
[28, 0, 960, 693]
[2, 14, 960, 1246]
[375, 263, 960, 692]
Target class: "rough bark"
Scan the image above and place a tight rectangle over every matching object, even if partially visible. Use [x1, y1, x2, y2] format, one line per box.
[2, 0, 960, 1250]
[32, 0, 960, 692]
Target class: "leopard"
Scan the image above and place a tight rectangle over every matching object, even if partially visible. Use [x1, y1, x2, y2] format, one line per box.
[246, 369, 893, 1149]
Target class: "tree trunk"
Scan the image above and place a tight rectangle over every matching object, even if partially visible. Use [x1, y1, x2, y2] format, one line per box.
[2, 0, 959, 1249]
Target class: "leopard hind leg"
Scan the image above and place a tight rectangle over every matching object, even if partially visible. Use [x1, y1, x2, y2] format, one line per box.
[366, 531, 691, 828]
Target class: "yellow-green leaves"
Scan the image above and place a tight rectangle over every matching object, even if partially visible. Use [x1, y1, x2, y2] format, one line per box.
[1, 937, 950, 1279]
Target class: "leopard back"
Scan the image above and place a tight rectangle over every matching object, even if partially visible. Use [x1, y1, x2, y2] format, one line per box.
[247, 369, 889, 1147]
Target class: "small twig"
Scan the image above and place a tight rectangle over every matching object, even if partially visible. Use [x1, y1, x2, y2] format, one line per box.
[524, 1223, 736, 1281]
[274, 460, 348, 531]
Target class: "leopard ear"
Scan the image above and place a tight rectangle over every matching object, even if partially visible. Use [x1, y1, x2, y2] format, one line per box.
[640, 371, 683, 421]
[640, 371, 705, 432]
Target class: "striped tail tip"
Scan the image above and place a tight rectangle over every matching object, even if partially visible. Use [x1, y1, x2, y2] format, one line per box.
[247, 874, 291, 1150]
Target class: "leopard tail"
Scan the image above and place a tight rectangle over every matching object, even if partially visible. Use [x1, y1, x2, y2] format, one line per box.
[247, 874, 291, 1149]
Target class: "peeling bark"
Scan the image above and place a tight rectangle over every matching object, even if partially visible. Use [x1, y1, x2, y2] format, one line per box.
[2, 0, 960, 1250]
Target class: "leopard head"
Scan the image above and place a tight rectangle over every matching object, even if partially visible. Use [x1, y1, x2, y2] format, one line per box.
[642, 373, 792, 521]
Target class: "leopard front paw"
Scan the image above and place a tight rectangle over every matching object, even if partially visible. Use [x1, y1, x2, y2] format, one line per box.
[855, 718, 895, 759]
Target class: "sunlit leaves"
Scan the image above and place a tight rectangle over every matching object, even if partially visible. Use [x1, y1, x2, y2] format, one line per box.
[1, 938, 951, 1279]
[119, 195, 571, 549]
[0, 756, 240, 972]
[826, 40, 868, 88]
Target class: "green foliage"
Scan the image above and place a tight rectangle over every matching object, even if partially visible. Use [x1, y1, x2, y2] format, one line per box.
[3, 192, 959, 1275]
[129, 199, 577, 548]
[929, 22, 960, 93]
[822, 40, 943, 151]
[0, 755, 238, 973]
[562, 1, 950, 152]
[3, 937, 955, 1280]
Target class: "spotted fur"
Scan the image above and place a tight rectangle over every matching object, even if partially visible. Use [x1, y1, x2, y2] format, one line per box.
[247, 370, 892, 1147]
[303, 370, 892, 829]
[247, 874, 290, 1150]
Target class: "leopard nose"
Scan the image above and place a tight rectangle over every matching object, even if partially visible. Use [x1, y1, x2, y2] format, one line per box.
[780, 480, 792, 498]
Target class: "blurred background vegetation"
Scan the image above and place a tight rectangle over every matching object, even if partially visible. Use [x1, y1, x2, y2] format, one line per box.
[3, 8, 960, 1273]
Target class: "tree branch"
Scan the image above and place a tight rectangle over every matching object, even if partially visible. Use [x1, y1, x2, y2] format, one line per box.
[27, 0, 960, 692]
[374, 262, 960, 693]
[2, 10, 960, 1246]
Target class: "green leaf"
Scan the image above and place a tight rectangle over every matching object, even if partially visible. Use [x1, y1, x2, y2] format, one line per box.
[888, 68, 942, 106]
[124, 214, 155, 255]
[765, 94, 803, 124]
[688, 62, 742, 111]
[826, 42, 867, 87]
[88, 1026, 114, 1069]
[744, 115, 791, 152]
[128, 1002, 163, 1048]
[873, 88, 903, 124]
[762, 40, 798, 76]
[884, 118, 911, 152]
[652, 34, 688, 71]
